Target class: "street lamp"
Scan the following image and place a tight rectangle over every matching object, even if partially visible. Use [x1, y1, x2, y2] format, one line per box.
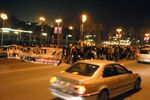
[82, 14, 87, 23]
[0, 13, 8, 46]
[39, 17, 45, 32]
[39, 17, 45, 22]
[69, 26, 73, 30]
[80, 14, 87, 42]
[55, 19, 62, 47]
[116, 28, 122, 45]
[39, 16, 45, 45]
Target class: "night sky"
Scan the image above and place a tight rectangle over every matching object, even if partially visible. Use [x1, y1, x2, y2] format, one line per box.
[1, 0, 150, 27]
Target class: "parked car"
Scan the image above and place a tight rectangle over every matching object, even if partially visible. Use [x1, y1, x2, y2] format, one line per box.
[137, 47, 150, 63]
[49, 60, 141, 100]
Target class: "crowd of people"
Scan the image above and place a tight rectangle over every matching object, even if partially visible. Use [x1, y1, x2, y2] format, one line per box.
[62, 44, 140, 64]
[3, 43, 141, 65]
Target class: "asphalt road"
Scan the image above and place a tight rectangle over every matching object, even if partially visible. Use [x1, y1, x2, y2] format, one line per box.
[0, 58, 150, 100]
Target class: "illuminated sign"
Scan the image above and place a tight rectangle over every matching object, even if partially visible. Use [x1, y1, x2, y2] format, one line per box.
[54, 27, 62, 34]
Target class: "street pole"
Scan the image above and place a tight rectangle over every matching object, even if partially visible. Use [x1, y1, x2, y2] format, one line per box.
[1, 20, 4, 46]
[80, 14, 87, 43]
[66, 35, 68, 45]
[118, 32, 120, 45]
[57, 22, 60, 47]
[1, 13, 8, 46]
[55, 19, 62, 48]
[116, 28, 122, 45]
[41, 25, 43, 45]
[29, 33, 31, 43]
[20, 32, 22, 41]
[81, 23, 84, 41]
[39, 17, 45, 46]
[98, 25, 101, 44]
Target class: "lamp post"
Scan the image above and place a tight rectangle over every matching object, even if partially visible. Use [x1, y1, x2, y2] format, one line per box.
[80, 14, 87, 42]
[55, 19, 62, 47]
[0, 13, 8, 46]
[116, 28, 122, 45]
[39, 16, 45, 45]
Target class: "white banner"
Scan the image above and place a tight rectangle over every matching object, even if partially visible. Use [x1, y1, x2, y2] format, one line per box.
[7, 45, 62, 66]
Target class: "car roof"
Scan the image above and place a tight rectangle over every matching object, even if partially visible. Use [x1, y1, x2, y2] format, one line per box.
[78, 60, 118, 67]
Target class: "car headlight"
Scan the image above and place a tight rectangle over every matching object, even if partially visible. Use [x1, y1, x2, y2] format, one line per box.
[50, 77, 57, 84]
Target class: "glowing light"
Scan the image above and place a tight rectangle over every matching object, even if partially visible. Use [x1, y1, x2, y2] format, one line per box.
[39, 17, 45, 22]
[145, 33, 150, 37]
[0, 13, 8, 20]
[1, 28, 32, 34]
[27, 23, 31, 25]
[3, 30, 9, 33]
[67, 34, 72, 37]
[144, 33, 150, 41]
[50, 77, 57, 83]
[55, 19, 62, 23]
[82, 14, 87, 23]
[14, 31, 19, 34]
[116, 28, 122, 33]
[69, 26, 73, 30]
[42, 33, 47, 36]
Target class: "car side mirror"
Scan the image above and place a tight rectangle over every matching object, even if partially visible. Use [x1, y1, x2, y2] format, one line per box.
[128, 70, 133, 74]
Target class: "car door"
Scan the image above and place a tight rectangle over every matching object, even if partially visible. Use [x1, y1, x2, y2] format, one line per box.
[113, 64, 135, 93]
[103, 65, 123, 97]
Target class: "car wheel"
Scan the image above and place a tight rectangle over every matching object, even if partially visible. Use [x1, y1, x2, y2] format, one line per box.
[134, 79, 141, 91]
[98, 90, 109, 100]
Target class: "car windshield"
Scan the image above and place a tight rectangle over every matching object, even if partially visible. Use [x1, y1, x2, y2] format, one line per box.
[66, 62, 99, 76]
[140, 49, 150, 54]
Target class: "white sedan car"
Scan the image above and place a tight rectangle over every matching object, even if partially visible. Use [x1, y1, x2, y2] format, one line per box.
[137, 48, 150, 63]
[49, 60, 141, 100]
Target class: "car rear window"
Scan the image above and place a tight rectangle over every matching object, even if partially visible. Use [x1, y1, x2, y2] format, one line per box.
[140, 50, 150, 54]
[66, 63, 99, 76]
